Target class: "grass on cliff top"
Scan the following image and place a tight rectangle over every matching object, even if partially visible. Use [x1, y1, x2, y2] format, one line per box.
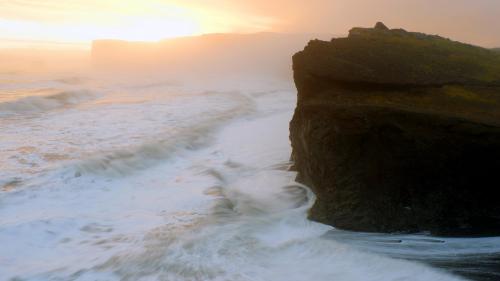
[343, 27, 500, 83]
[299, 25, 500, 125]
[442, 86, 494, 103]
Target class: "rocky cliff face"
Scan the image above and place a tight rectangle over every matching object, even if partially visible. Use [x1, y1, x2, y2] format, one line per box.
[290, 23, 500, 236]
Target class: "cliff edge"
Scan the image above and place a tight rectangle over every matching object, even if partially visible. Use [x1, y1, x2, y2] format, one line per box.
[290, 23, 500, 236]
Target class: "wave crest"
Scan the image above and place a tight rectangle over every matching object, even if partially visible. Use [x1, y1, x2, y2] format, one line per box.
[72, 93, 255, 177]
[0, 90, 97, 114]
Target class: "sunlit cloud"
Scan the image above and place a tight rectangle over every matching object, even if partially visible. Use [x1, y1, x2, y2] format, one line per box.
[0, 0, 280, 47]
[1, 0, 499, 48]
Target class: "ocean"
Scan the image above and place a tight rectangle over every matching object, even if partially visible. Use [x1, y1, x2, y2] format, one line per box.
[1, 72, 499, 281]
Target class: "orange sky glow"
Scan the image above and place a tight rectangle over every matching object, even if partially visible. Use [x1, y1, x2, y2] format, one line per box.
[0, 0, 281, 49]
[1, 0, 499, 49]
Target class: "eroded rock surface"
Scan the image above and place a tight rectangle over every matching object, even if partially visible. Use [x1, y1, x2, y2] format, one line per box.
[290, 23, 500, 236]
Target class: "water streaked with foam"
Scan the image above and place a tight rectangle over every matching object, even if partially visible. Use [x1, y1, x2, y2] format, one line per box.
[1, 73, 498, 281]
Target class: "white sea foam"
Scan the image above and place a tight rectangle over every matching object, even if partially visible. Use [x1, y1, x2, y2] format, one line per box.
[0, 89, 97, 114]
[0, 75, 496, 281]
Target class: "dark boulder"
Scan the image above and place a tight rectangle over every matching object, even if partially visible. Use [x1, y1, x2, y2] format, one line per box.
[374, 22, 389, 31]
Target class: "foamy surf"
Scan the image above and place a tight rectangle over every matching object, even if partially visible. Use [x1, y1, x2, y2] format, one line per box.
[72, 92, 255, 177]
[57, 112, 466, 281]
[0, 89, 98, 114]
[0, 76, 496, 281]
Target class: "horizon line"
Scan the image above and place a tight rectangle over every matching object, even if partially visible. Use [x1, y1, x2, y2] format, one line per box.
[1, 32, 339, 50]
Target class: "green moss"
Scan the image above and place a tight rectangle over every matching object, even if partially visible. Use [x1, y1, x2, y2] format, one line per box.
[352, 29, 500, 83]
[298, 25, 500, 85]
[442, 86, 491, 103]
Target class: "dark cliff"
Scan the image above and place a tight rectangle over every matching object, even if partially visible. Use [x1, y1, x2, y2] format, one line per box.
[290, 23, 500, 236]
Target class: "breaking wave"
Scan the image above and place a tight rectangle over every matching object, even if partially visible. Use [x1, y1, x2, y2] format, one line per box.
[0, 90, 97, 114]
[0, 87, 473, 281]
[72, 93, 255, 177]
[89, 164, 464, 281]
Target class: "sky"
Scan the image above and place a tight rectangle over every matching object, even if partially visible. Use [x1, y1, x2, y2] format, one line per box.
[1, 0, 499, 48]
